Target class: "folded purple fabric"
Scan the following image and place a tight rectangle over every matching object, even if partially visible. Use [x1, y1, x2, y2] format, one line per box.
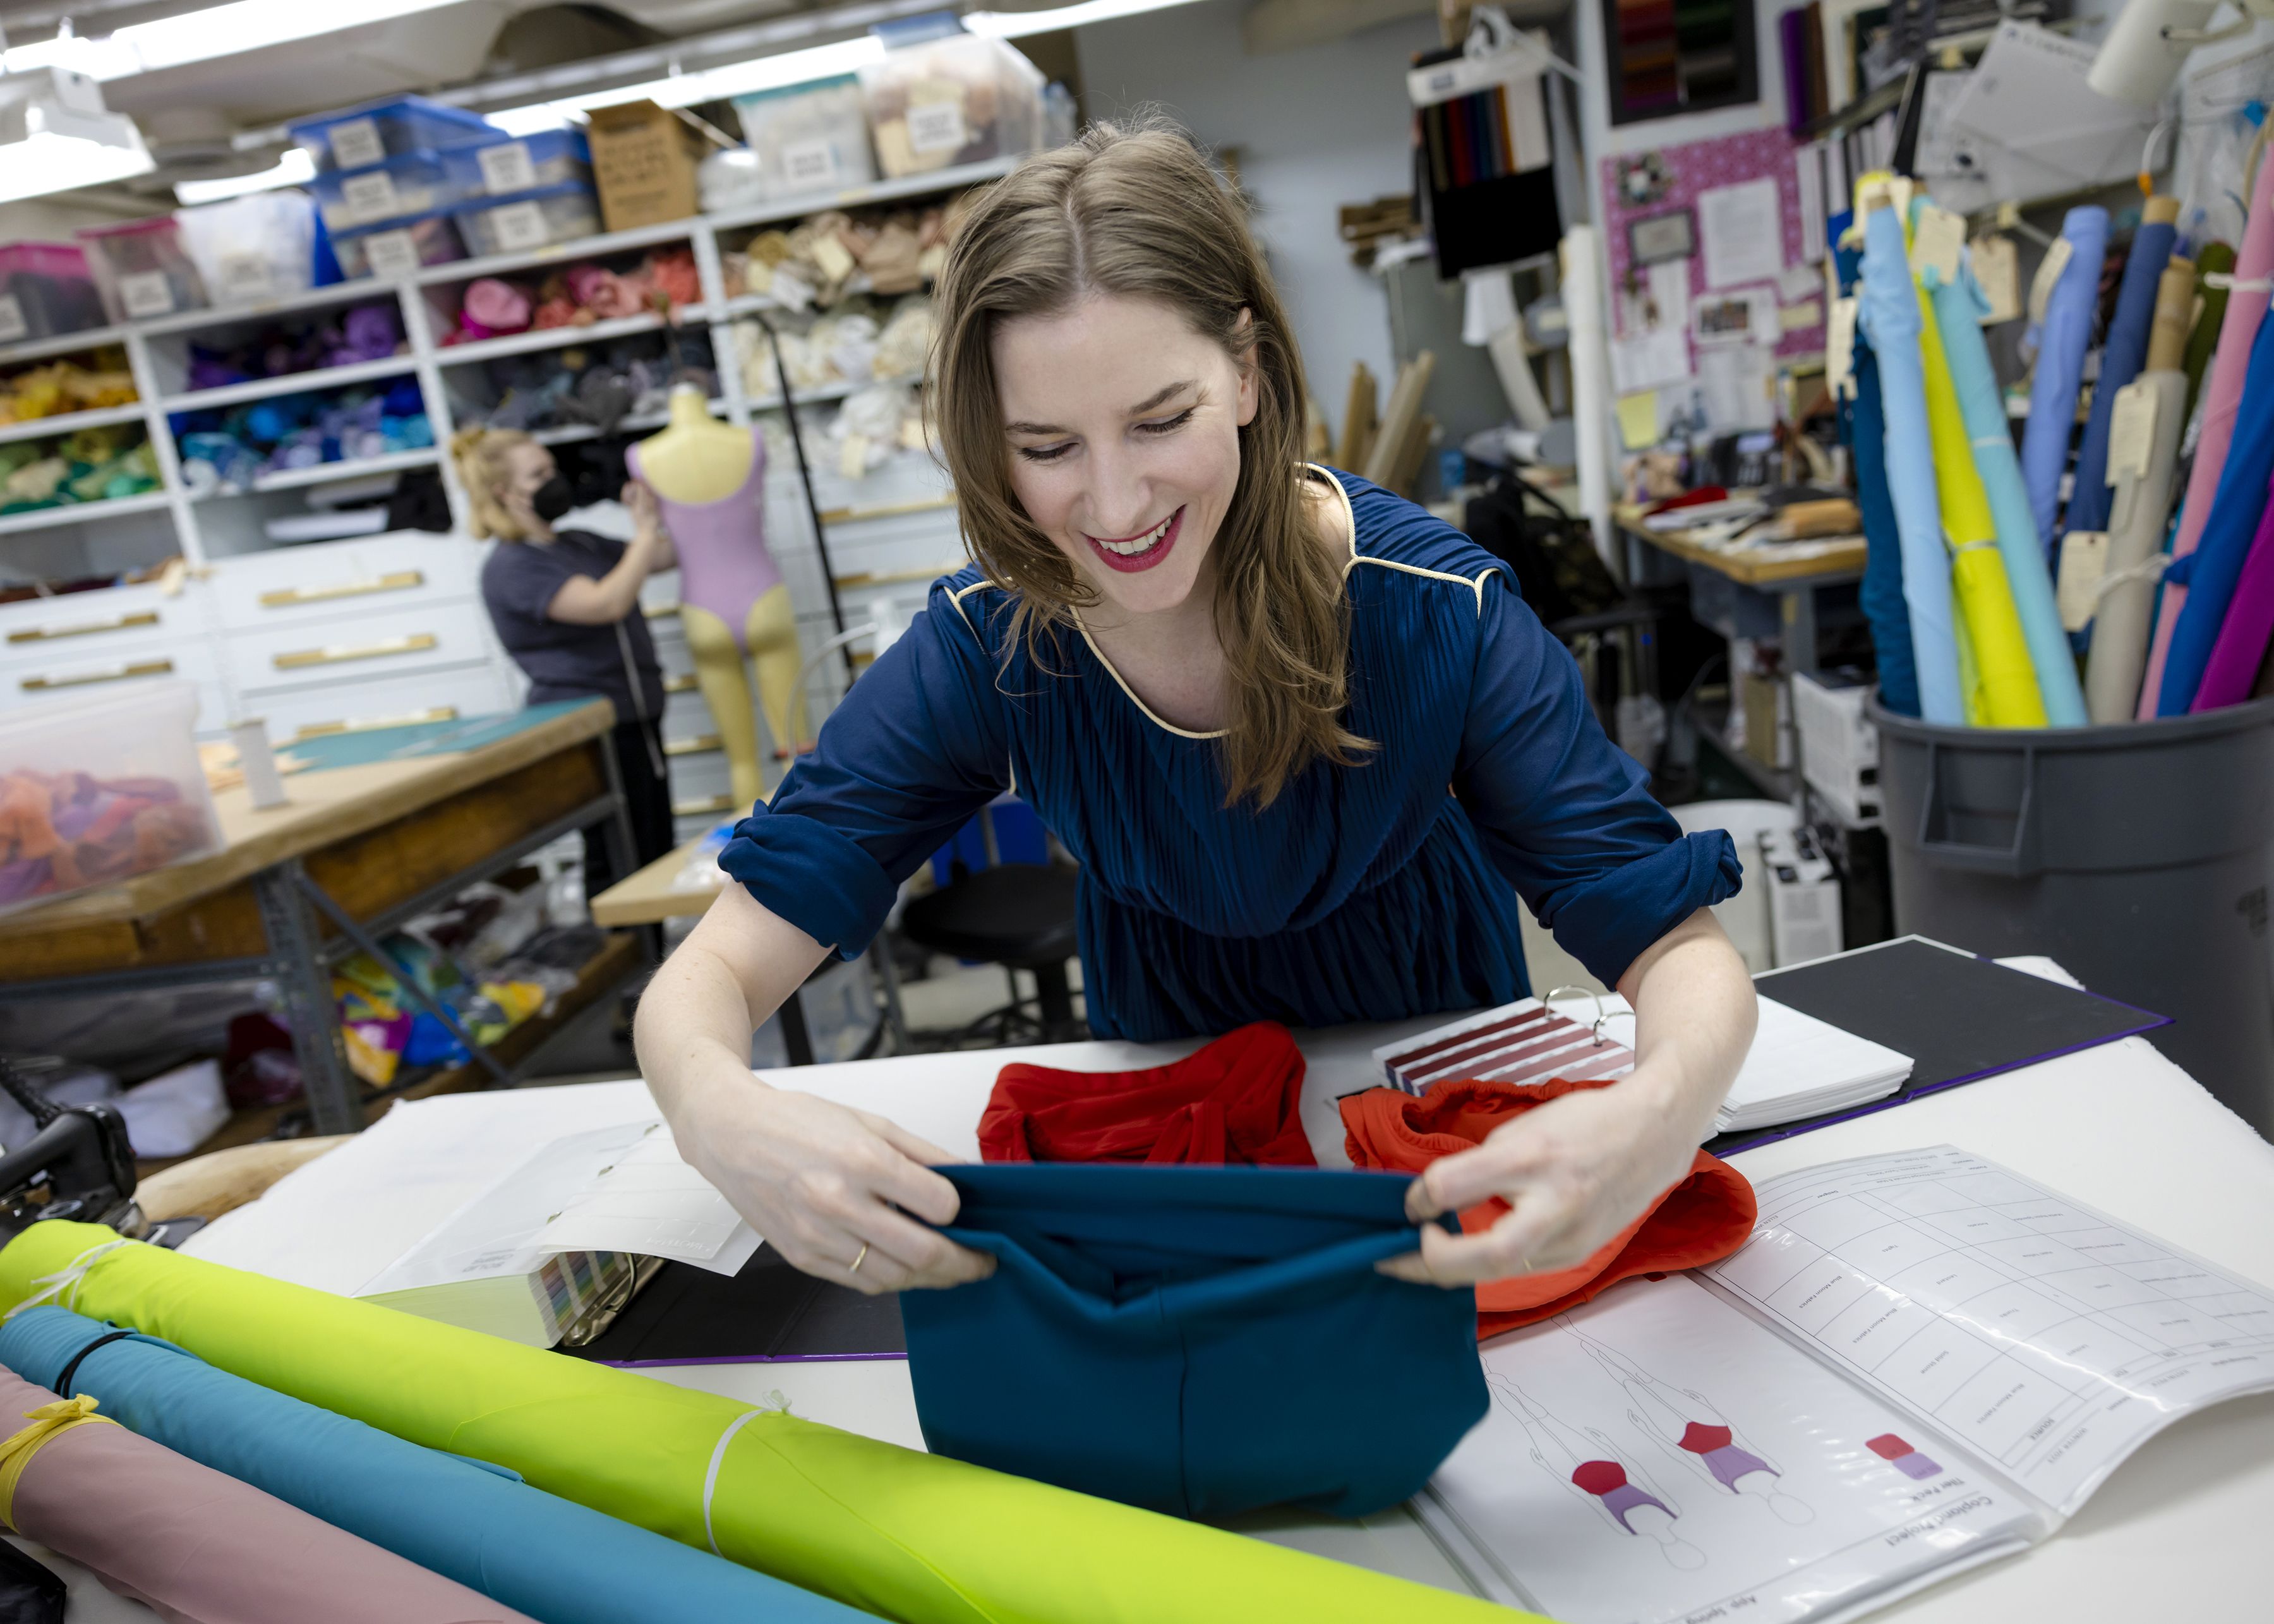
[0, 1368, 531, 1624]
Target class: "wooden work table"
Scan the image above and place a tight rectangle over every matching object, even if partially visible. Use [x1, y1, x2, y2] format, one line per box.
[1615, 498, 1869, 588]
[1615, 497, 1867, 683]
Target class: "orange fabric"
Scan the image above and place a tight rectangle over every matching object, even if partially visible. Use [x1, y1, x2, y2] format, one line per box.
[1339, 1076, 1756, 1338]
[980, 1022, 1317, 1166]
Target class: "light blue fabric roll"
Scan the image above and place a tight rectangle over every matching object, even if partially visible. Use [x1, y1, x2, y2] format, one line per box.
[2017, 208, 2110, 557]
[1858, 205, 1964, 725]
[1929, 254, 2088, 726]
[2064, 213, 2177, 541]
[0, 1306, 869, 1624]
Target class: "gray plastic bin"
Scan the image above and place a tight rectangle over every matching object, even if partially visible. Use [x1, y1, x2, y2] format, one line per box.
[1873, 695, 2274, 1136]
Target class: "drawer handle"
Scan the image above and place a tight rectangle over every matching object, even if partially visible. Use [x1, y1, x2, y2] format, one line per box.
[665, 733, 723, 757]
[663, 673, 698, 694]
[273, 633, 438, 670]
[7, 610, 160, 644]
[258, 570, 424, 608]
[673, 792, 735, 817]
[291, 705, 459, 741]
[22, 658, 174, 690]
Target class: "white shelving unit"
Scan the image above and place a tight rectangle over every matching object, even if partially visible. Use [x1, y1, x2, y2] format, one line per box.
[0, 155, 1003, 816]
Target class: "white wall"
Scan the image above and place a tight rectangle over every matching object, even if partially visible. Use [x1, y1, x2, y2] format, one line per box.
[1074, 0, 1442, 432]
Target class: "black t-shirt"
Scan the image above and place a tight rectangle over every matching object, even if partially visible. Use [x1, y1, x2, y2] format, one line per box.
[481, 529, 666, 723]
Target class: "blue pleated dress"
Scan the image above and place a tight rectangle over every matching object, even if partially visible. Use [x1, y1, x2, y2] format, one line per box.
[721, 467, 1739, 1042]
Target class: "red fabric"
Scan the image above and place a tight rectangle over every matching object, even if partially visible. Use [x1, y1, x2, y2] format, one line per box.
[978, 1021, 1318, 1166]
[1679, 1422, 1733, 1454]
[1570, 1459, 1628, 1495]
[1339, 1075, 1757, 1339]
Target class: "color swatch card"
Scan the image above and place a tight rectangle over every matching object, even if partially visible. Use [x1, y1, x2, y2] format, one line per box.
[1373, 998, 1635, 1094]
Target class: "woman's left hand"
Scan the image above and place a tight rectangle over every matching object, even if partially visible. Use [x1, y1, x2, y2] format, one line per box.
[622, 478, 661, 536]
[1378, 1068, 1698, 1286]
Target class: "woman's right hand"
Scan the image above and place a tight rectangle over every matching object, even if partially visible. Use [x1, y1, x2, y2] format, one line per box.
[670, 1057, 997, 1296]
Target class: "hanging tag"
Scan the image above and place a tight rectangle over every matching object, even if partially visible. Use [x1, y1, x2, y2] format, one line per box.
[2106, 382, 2158, 486]
[2028, 237, 2074, 327]
[1826, 296, 1859, 399]
[1910, 203, 1965, 284]
[1972, 234, 2021, 323]
[2057, 532, 2112, 632]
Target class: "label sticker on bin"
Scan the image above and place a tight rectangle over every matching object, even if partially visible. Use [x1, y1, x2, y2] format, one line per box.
[218, 254, 277, 302]
[118, 270, 175, 318]
[329, 117, 385, 169]
[362, 229, 422, 279]
[782, 138, 839, 190]
[485, 200, 551, 253]
[0, 295, 24, 344]
[478, 141, 537, 195]
[342, 170, 400, 224]
[907, 100, 967, 155]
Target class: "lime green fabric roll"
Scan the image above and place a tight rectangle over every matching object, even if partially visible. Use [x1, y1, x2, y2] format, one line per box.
[1912, 261, 2047, 728]
[0, 1226, 1534, 1624]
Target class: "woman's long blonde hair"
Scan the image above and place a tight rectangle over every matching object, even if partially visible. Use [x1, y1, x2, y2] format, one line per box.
[449, 424, 538, 542]
[930, 119, 1368, 809]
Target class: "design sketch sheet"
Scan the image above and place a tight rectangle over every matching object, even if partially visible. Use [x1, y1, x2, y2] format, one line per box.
[1419, 1275, 2038, 1624]
[1709, 1146, 2274, 1515]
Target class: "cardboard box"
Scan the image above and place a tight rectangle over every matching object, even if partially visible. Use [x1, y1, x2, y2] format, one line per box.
[585, 100, 705, 232]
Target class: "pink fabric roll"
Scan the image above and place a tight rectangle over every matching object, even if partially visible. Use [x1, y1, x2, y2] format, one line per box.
[2139, 159, 2274, 716]
[0, 1369, 531, 1624]
[2189, 469, 2274, 709]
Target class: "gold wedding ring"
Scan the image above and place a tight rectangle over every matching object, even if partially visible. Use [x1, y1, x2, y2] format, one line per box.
[849, 1242, 870, 1275]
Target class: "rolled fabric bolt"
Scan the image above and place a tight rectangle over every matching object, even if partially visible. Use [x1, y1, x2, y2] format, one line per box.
[2018, 208, 2111, 556]
[2190, 468, 2274, 710]
[2086, 258, 2195, 722]
[2142, 155, 2274, 715]
[2157, 308, 2274, 713]
[2062, 195, 2181, 541]
[1927, 239, 2083, 725]
[1562, 226, 1618, 567]
[2181, 241, 2235, 426]
[1838, 238, 1920, 716]
[226, 720, 287, 810]
[1856, 182, 1964, 724]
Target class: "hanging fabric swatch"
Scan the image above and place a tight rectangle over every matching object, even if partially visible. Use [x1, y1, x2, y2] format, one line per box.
[1856, 184, 1964, 724]
[2189, 467, 2274, 711]
[2155, 310, 2274, 714]
[1412, 46, 1561, 277]
[0, 1309, 869, 1624]
[2062, 196, 2182, 542]
[1927, 241, 2084, 725]
[2141, 157, 2274, 716]
[0, 1361, 534, 1624]
[0, 1224, 1539, 1624]
[2017, 207, 2111, 554]
[900, 1162, 1483, 1519]
[1837, 236, 1919, 716]
[2182, 242, 2235, 426]
[2086, 259, 2195, 722]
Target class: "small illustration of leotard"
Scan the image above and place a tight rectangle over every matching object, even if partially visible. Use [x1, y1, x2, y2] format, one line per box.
[1867, 1433, 1943, 1480]
[1678, 1422, 1776, 1490]
[1572, 1459, 1674, 1532]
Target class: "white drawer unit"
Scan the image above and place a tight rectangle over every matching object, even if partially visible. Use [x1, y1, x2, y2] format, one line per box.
[0, 581, 209, 675]
[229, 599, 495, 697]
[663, 746, 736, 805]
[9, 637, 228, 735]
[248, 663, 518, 745]
[205, 532, 488, 630]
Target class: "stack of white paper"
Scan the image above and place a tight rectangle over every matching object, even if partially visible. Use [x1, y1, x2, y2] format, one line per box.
[1713, 995, 1912, 1134]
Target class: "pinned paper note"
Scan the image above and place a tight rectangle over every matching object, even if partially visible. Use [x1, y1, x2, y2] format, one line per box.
[1910, 204, 1966, 284]
[1971, 234, 2021, 323]
[2028, 237, 2074, 326]
[1616, 391, 1661, 449]
[2057, 531, 2111, 631]
[2106, 382, 2158, 485]
[1697, 177, 1784, 290]
[1826, 297, 1859, 399]
[1780, 299, 1824, 331]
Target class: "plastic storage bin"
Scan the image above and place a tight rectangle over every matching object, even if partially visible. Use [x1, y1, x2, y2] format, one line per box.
[858, 28, 1045, 177]
[76, 217, 210, 322]
[452, 183, 602, 258]
[289, 95, 496, 172]
[0, 244, 107, 345]
[733, 76, 877, 201]
[177, 191, 319, 307]
[0, 680, 223, 920]
[310, 149, 471, 232]
[332, 210, 467, 280]
[442, 129, 593, 198]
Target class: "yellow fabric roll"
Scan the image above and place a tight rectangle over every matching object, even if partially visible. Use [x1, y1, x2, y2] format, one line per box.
[1954, 608, 1986, 727]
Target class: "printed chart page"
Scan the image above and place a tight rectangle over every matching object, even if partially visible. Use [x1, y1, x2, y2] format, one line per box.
[1419, 1274, 2038, 1624]
[1709, 1146, 2274, 1517]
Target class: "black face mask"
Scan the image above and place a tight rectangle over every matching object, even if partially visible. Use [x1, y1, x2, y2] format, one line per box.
[529, 474, 574, 524]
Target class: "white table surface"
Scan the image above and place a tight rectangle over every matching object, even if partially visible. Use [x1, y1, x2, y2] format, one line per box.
[62, 980, 2274, 1623]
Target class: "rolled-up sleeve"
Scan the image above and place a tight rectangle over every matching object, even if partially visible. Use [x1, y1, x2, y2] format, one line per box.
[1453, 572, 1740, 986]
[719, 581, 1011, 957]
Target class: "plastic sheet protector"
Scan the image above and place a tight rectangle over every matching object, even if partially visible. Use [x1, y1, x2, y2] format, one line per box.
[1417, 1146, 2274, 1623]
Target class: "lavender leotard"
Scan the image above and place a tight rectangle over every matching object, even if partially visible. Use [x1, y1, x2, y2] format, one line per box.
[628, 438, 782, 653]
[1679, 1422, 1774, 1490]
[1572, 1460, 1671, 1533]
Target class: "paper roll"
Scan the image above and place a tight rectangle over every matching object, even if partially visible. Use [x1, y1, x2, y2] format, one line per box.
[1561, 226, 1618, 569]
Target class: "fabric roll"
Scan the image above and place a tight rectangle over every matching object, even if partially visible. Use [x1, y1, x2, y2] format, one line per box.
[2142, 157, 2274, 716]
[2191, 469, 2274, 709]
[1912, 225, 2047, 726]
[2157, 310, 2274, 714]
[0, 1226, 1538, 1624]
[1839, 238, 1919, 716]
[2061, 196, 2181, 540]
[901, 1163, 1483, 1519]
[2086, 260, 2195, 723]
[1858, 193, 1964, 724]
[1927, 243, 2080, 724]
[2018, 208, 2111, 554]
[979, 1022, 1313, 1165]
[2182, 241, 2236, 426]
[0, 1309, 866, 1624]
[1340, 1078, 1755, 1339]
[0, 1365, 532, 1624]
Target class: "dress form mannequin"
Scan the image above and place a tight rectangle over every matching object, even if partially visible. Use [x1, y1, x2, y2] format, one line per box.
[630, 386, 798, 810]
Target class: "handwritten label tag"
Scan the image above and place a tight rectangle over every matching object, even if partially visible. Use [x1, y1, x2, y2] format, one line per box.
[117, 270, 175, 318]
[1826, 297, 1859, 399]
[906, 100, 967, 155]
[1910, 203, 1965, 285]
[477, 141, 536, 195]
[2106, 381, 2158, 486]
[485, 200, 550, 254]
[328, 116, 384, 169]
[361, 228, 422, 279]
[2057, 531, 2111, 632]
[1972, 234, 2021, 324]
[218, 253, 277, 303]
[781, 138, 839, 191]
[340, 169, 399, 224]
[2028, 237, 2074, 327]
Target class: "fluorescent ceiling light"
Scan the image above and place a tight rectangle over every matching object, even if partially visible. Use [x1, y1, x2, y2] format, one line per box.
[965, 0, 1210, 38]
[1, 0, 463, 82]
[0, 68, 155, 204]
[174, 146, 317, 205]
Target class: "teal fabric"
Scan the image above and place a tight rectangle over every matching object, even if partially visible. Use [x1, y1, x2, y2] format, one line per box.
[723, 470, 1739, 1040]
[900, 1162, 1483, 1519]
[1838, 233, 1918, 716]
